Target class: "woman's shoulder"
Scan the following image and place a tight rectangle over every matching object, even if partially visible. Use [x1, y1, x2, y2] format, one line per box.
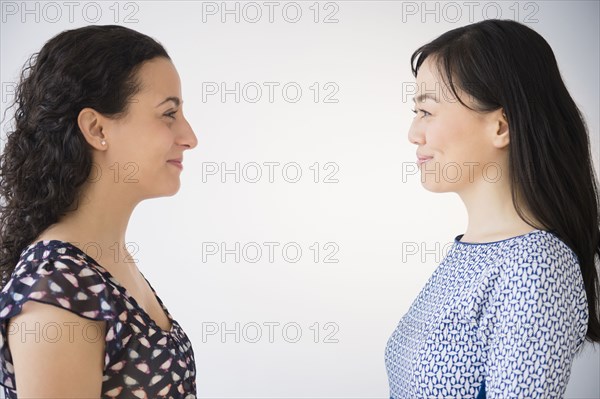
[0, 240, 117, 322]
[471, 229, 586, 313]
[493, 229, 586, 304]
[504, 229, 580, 270]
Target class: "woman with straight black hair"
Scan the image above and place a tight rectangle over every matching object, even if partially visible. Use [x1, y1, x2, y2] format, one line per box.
[0, 25, 198, 398]
[385, 19, 600, 398]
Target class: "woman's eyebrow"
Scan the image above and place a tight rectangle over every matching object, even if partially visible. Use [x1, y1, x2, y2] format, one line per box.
[156, 96, 182, 107]
[412, 93, 439, 103]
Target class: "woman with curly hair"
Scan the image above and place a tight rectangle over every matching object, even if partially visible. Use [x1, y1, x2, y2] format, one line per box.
[0, 25, 198, 398]
[385, 19, 600, 398]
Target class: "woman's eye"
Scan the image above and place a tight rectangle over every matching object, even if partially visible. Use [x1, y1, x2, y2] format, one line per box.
[411, 108, 431, 118]
[164, 110, 177, 120]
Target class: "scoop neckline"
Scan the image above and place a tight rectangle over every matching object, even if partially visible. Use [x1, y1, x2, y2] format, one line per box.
[24, 239, 176, 336]
[454, 228, 543, 245]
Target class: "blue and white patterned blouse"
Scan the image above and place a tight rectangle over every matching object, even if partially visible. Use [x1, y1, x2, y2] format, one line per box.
[385, 229, 588, 399]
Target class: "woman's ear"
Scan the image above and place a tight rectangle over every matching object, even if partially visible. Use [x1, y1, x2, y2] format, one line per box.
[491, 109, 510, 149]
[77, 108, 108, 150]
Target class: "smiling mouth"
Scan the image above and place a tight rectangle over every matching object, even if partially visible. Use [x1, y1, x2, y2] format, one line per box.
[167, 160, 183, 170]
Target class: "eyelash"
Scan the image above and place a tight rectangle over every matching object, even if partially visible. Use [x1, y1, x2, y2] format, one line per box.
[164, 110, 177, 120]
[411, 108, 431, 118]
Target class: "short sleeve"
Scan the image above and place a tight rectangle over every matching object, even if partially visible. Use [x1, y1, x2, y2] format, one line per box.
[0, 254, 116, 392]
[0, 254, 117, 321]
[479, 237, 589, 398]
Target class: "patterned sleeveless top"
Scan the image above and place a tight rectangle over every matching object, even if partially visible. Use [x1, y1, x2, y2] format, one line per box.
[0, 239, 197, 398]
[385, 229, 589, 398]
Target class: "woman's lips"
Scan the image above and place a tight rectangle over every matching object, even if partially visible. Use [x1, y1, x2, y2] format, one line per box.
[167, 160, 183, 170]
[417, 156, 433, 165]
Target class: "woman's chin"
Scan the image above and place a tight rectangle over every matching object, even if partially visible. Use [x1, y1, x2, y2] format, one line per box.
[420, 179, 450, 193]
[142, 181, 182, 199]
[164, 183, 181, 197]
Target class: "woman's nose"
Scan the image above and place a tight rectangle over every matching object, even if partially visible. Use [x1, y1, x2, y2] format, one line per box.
[408, 121, 425, 145]
[179, 117, 198, 150]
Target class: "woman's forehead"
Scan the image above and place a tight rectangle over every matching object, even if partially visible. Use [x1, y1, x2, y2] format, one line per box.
[136, 58, 181, 95]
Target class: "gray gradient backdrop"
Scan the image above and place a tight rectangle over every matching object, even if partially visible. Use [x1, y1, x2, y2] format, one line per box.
[1, 1, 599, 398]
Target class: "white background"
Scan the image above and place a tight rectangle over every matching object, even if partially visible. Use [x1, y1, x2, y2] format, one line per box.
[1, 1, 599, 398]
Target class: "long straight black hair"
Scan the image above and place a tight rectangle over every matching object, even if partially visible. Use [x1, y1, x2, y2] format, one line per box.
[410, 19, 600, 342]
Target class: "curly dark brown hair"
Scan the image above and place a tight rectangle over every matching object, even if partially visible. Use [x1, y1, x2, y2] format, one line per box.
[0, 25, 170, 290]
